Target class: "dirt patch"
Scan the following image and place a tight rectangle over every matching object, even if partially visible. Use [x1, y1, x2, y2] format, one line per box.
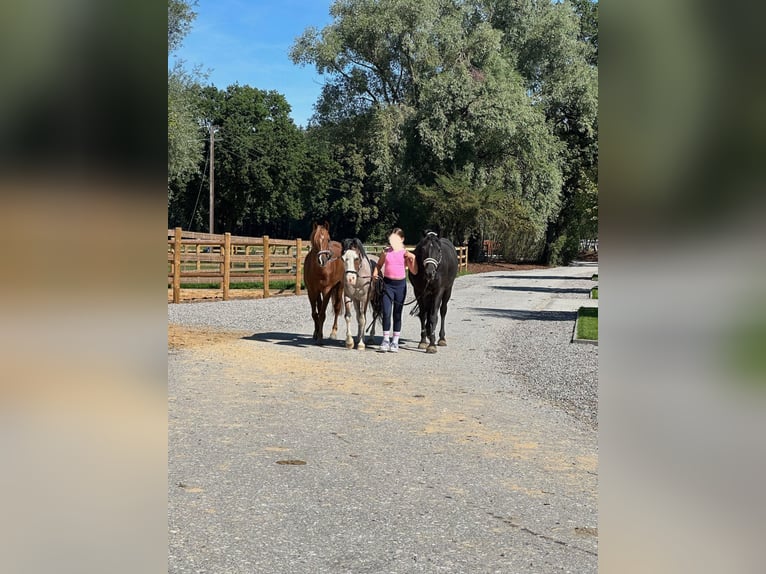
[467, 261, 548, 274]
[168, 324, 250, 349]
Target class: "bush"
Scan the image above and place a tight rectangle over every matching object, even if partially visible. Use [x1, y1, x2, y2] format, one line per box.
[547, 233, 582, 266]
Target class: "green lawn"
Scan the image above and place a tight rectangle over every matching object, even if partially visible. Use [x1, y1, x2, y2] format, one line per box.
[590, 287, 598, 299]
[577, 307, 598, 340]
[178, 280, 304, 290]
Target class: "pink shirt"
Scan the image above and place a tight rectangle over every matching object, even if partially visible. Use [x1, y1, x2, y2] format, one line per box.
[382, 248, 407, 279]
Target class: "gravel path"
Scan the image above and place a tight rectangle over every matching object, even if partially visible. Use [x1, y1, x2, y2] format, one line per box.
[168, 263, 598, 573]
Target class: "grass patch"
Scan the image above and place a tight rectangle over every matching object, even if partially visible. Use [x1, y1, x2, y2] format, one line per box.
[577, 307, 598, 340]
[177, 280, 304, 290]
[590, 287, 598, 299]
[726, 320, 766, 388]
[591, 274, 598, 281]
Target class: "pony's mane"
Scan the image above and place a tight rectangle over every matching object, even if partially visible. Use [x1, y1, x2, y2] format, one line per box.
[342, 237, 371, 270]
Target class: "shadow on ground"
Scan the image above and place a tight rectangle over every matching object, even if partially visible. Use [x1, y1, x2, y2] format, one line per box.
[243, 332, 349, 349]
[472, 308, 578, 322]
[243, 331, 395, 351]
[486, 275, 594, 281]
[490, 285, 591, 295]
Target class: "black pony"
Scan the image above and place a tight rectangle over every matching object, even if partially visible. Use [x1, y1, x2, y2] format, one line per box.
[409, 231, 459, 353]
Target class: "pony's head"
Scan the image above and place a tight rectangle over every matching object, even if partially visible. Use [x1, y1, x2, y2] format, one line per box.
[342, 248, 361, 287]
[311, 221, 332, 267]
[341, 238, 369, 287]
[421, 231, 442, 281]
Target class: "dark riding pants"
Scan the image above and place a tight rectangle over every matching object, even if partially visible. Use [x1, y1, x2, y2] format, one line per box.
[382, 277, 406, 332]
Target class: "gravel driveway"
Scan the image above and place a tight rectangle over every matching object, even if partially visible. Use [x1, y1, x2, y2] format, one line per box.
[168, 264, 598, 573]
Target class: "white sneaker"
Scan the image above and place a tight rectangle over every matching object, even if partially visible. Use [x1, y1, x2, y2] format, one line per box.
[389, 342, 399, 353]
[378, 340, 390, 352]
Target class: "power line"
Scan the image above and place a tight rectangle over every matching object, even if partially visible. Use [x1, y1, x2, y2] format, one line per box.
[187, 152, 209, 230]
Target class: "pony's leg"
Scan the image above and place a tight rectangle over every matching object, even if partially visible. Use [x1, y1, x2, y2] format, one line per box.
[309, 290, 321, 340]
[317, 290, 330, 345]
[438, 287, 452, 346]
[356, 299, 366, 350]
[426, 294, 443, 354]
[418, 304, 429, 349]
[329, 283, 342, 340]
[344, 295, 354, 349]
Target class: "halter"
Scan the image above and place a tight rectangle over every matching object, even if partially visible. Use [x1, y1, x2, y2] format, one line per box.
[423, 232, 442, 270]
[423, 256, 441, 269]
[316, 249, 339, 266]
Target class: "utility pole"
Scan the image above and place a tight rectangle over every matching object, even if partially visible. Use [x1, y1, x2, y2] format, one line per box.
[209, 125, 217, 234]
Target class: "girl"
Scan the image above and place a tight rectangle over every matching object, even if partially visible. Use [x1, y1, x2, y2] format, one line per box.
[372, 228, 418, 352]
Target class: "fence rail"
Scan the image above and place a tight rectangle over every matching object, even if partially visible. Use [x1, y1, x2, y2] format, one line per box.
[168, 228, 468, 303]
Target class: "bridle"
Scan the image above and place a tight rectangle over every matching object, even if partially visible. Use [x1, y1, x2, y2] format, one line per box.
[423, 232, 442, 272]
[313, 229, 340, 267]
[342, 250, 372, 280]
[342, 250, 374, 306]
[317, 249, 339, 267]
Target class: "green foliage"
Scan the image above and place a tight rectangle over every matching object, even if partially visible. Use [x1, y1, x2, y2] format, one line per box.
[168, 0, 197, 54]
[290, 0, 577, 251]
[168, 1, 204, 204]
[167, 0, 598, 260]
[168, 64, 204, 188]
[196, 85, 308, 235]
[546, 230, 584, 267]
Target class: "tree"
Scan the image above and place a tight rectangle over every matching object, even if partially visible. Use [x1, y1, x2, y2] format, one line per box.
[193, 85, 308, 236]
[484, 0, 598, 263]
[168, 0, 198, 53]
[168, 63, 204, 187]
[168, 0, 204, 198]
[292, 0, 566, 253]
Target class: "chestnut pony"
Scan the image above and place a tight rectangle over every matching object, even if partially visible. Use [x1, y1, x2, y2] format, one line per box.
[303, 222, 344, 344]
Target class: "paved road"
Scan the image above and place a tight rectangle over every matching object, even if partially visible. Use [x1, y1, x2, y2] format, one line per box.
[169, 264, 598, 573]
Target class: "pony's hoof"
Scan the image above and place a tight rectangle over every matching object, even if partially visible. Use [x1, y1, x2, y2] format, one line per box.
[357, 343, 366, 351]
[418, 341, 429, 349]
[426, 345, 438, 354]
[345, 340, 354, 349]
[438, 338, 447, 346]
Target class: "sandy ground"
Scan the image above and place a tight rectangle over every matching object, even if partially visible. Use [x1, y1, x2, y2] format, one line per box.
[168, 264, 598, 573]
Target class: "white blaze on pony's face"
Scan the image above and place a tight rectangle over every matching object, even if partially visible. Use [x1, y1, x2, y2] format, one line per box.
[342, 249, 359, 287]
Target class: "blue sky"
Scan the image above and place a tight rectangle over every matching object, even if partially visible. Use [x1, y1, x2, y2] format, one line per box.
[172, 0, 334, 128]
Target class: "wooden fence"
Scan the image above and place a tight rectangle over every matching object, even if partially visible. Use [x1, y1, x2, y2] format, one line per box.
[168, 228, 468, 303]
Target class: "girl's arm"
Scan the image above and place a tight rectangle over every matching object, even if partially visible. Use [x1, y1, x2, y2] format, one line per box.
[372, 251, 387, 278]
[405, 250, 418, 275]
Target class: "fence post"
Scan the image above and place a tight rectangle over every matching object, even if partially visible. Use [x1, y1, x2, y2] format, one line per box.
[195, 243, 200, 271]
[295, 238, 302, 295]
[263, 235, 270, 298]
[464, 245, 468, 272]
[223, 232, 231, 300]
[173, 227, 182, 303]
